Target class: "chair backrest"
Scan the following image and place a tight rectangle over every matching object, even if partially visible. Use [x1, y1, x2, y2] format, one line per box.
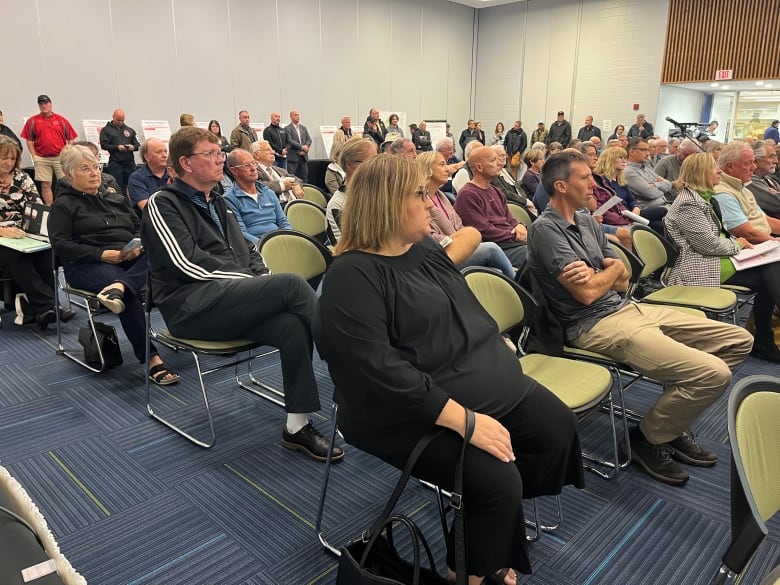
[631, 225, 677, 278]
[301, 184, 328, 207]
[258, 230, 332, 282]
[462, 267, 536, 335]
[729, 375, 780, 524]
[607, 240, 644, 297]
[285, 199, 328, 240]
[507, 202, 534, 228]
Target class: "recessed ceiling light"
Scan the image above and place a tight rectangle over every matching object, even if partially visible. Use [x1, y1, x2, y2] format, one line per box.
[710, 83, 719, 87]
[756, 81, 764, 86]
[722, 85, 730, 89]
[766, 84, 774, 88]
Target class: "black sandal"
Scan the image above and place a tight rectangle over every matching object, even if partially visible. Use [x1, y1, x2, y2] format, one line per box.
[97, 287, 125, 314]
[149, 363, 180, 386]
[483, 569, 515, 584]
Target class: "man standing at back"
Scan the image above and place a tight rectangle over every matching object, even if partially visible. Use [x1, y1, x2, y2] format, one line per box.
[230, 110, 258, 151]
[527, 151, 752, 486]
[577, 116, 601, 142]
[546, 111, 571, 148]
[100, 108, 140, 196]
[504, 121, 528, 177]
[21, 95, 77, 204]
[285, 110, 312, 182]
[363, 108, 386, 149]
[141, 126, 343, 463]
[262, 112, 289, 170]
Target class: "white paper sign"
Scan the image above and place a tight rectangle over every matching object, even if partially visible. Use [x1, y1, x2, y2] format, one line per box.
[141, 120, 172, 143]
[82, 119, 110, 163]
[320, 125, 338, 158]
[427, 122, 447, 150]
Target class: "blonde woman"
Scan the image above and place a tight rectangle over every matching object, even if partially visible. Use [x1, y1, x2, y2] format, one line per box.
[665, 153, 780, 362]
[315, 154, 584, 585]
[595, 146, 666, 233]
[325, 138, 377, 242]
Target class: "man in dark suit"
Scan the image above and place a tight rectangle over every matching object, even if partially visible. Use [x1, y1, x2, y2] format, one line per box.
[262, 112, 289, 170]
[251, 140, 304, 203]
[363, 107, 387, 149]
[284, 110, 312, 182]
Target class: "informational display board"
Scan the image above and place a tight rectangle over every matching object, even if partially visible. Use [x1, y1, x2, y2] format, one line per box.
[141, 120, 172, 143]
[426, 120, 447, 150]
[82, 119, 110, 163]
[320, 125, 337, 158]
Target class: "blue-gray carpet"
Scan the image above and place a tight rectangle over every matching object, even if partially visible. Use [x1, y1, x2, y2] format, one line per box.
[0, 304, 778, 585]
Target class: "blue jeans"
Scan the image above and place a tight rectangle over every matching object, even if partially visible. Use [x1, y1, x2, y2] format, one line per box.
[274, 156, 287, 170]
[459, 242, 516, 279]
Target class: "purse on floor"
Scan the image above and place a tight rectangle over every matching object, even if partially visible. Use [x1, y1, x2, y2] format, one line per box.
[78, 322, 123, 369]
[336, 409, 475, 585]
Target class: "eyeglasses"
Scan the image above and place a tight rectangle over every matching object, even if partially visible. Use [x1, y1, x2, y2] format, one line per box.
[188, 150, 226, 162]
[230, 162, 255, 171]
[413, 187, 430, 201]
[76, 163, 103, 174]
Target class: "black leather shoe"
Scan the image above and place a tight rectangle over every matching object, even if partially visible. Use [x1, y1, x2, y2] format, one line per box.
[282, 421, 344, 462]
[623, 430, 689, 485]
[667, 430, 717, 467]
[35, 309, 57, 330]
[59, 308, 76, 322]
[750, 343, 780, 363]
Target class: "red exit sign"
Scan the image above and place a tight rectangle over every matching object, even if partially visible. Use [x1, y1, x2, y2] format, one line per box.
[715, 69, 733, 80]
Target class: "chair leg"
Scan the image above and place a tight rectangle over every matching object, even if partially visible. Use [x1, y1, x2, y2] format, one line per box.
[55, 289, 105, 373]
[315, 402, 341, 557]
[146, 347, 217, 449]
[236, 349, 286, 408]
[583, 366, 632, 478]
[525, 495, 563, 542]
[709, 564, 732, 585]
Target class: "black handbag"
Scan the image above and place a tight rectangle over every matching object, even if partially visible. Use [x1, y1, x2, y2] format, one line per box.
[336, 409, 475, 585]
[77, 322, 123, 369]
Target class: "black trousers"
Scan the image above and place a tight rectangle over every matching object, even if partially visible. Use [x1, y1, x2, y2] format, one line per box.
[372, 382, 585, 578]
[287, 157, 309, 183]
[0, 247, 55, 315]
[166, 273, 321, 414]
[726, 261, 780, 345]
[106, 161, 136, 191]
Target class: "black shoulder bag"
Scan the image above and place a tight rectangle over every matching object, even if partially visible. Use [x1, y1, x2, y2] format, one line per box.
[337, 409, 475, 585]
[78, 322, 123, 369]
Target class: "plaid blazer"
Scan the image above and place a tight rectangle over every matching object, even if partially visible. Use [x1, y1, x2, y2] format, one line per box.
[664, 187, 740, 287]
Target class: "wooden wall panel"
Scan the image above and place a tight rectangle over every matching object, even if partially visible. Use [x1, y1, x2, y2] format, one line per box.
[662, 0, 780, 83]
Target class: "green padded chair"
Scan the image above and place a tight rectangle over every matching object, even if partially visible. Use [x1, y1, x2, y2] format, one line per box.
[300, 183, 329, 208]
[630, 225, 738, 322]
[284, 199, 328, 244]
[711, 375, 780, 585]
[507, 202, 535, 228]
[257, 230, 332, 290]
[463, 267, 624, 481]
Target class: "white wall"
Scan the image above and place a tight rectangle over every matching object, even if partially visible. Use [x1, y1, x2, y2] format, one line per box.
[656, 86, 705, 139]
[474, 0, 670, 143]
[3, 0, 476, 164]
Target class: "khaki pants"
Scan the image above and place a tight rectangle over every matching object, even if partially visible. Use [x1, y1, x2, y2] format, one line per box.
[574, 303, 753, 444]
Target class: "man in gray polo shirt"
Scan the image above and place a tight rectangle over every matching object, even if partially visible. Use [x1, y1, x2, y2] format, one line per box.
[527, 151, 753, 486]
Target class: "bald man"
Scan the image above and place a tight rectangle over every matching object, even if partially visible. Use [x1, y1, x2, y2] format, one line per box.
[262, 111, 290, 170]
[454, 146, 529, 267]
[100, 108, 140, 194]
[284, 110, 312, 181]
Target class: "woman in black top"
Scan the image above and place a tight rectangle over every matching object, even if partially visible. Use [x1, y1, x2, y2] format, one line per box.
[314, 154, 584, 584]
[208, 120, 230, 150]
[48, 145, 178, 385]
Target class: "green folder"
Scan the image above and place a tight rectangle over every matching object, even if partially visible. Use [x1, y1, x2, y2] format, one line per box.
[0, 237, 51, 253]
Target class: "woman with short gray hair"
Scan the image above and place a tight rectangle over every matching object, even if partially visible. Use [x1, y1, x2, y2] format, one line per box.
[49, 145, 180, 384]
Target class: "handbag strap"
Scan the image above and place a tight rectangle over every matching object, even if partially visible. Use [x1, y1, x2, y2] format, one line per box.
[452, 408, 475, 585]
[363, 408, 475, 585]
[366, 429, 442, 540]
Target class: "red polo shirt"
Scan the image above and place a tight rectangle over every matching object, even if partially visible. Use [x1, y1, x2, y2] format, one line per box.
[20, 113, 77, 157]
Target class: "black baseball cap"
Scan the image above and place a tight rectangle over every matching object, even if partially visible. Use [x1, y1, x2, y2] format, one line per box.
[37, 95, 51, 104]
[557, 110, 565, 116]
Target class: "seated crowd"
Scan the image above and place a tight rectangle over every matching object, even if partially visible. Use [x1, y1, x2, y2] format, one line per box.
[3, 101, 780, 584]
